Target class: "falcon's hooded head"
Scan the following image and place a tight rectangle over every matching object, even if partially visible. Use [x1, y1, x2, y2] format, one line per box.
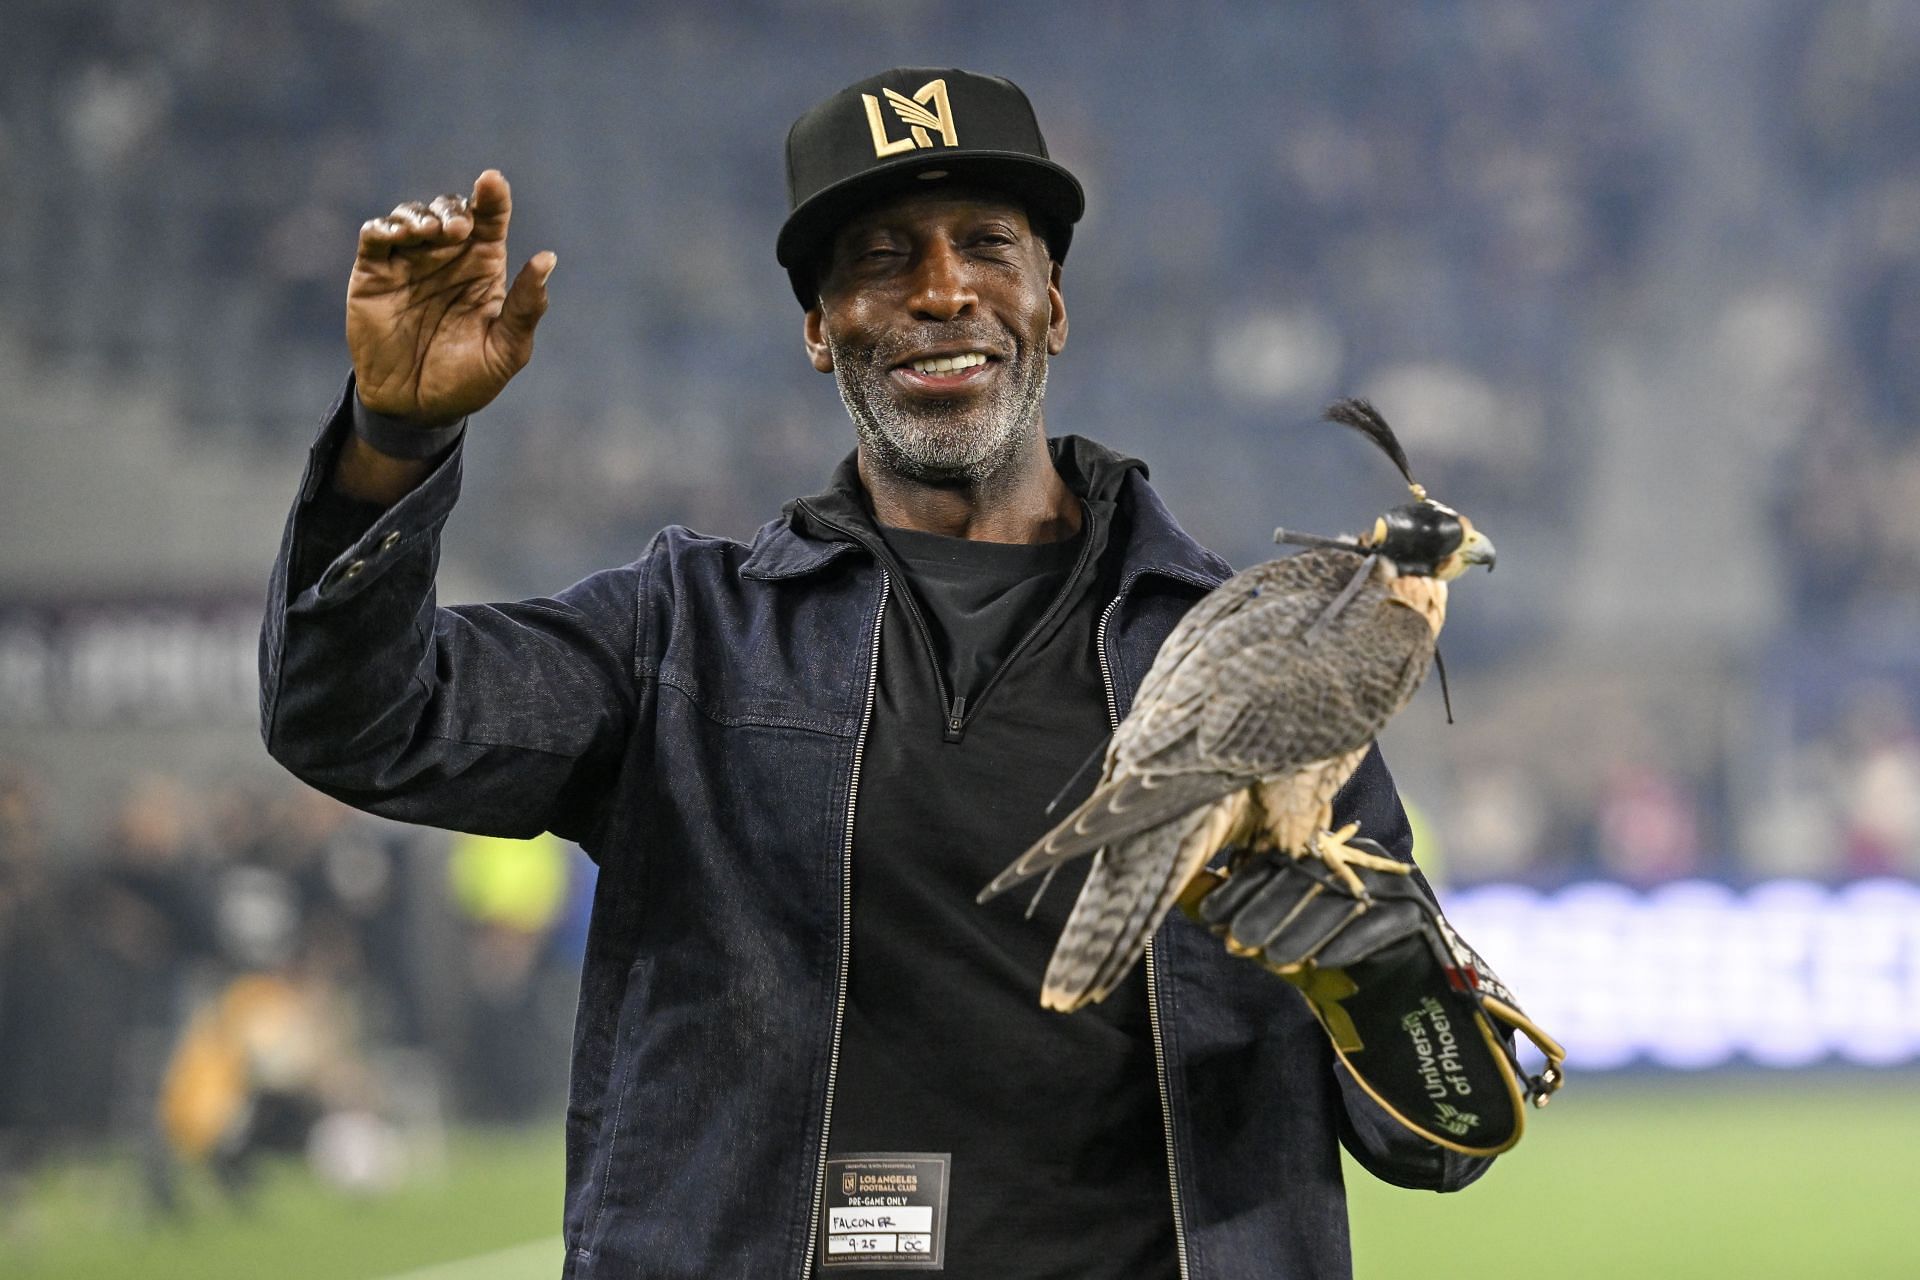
[1362, 499, 1495, 581]
[1277, 398, 1496, 581]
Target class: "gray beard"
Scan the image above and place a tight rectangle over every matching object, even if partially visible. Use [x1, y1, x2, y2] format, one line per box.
[827, 331, 1049, 487]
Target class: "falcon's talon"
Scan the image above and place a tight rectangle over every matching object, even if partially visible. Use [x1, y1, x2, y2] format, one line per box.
[1305, 823, 1412, 898]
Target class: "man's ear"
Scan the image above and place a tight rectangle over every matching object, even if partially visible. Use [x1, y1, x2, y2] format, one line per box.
[803, 305, 834, 373]
[1047, 260, 1068, 356]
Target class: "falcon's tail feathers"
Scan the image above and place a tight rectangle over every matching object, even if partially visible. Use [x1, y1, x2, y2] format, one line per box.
[977, 770, 1241, 904]
[1040, 794, 1246, 1011]
[1037, 824, 1180, 1011]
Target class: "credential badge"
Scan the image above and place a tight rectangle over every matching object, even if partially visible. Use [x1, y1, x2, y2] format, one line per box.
[862, 79, 959, 157]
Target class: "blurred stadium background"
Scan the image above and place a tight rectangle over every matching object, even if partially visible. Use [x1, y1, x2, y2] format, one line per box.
[3, 1, 1918, 1276]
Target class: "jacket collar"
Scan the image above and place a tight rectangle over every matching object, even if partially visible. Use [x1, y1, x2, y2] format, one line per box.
[740, 434, 1231, 593]
[1109, 465, 1235, 595]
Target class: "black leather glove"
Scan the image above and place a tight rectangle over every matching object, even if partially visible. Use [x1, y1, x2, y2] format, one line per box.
[1181, 839, 1566, 1156]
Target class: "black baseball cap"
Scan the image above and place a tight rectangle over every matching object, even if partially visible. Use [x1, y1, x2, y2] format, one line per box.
[777, 67, 1086, 308]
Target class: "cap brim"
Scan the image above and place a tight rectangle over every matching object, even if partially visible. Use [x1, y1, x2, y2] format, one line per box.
[777, 151, 1084, 305]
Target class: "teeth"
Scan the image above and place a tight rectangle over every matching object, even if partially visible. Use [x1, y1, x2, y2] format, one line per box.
[909, 352, 988, 375]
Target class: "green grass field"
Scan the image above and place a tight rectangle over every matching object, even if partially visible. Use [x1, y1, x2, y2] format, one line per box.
[4, 1129, 563, 1280]
[1349, 1075, 1920, 1280]
[7, 1079, 1916, 1279]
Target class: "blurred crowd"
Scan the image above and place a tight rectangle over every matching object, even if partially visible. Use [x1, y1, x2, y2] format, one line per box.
[0, 763, 585, 1205]
[1410, 672, 1920, 888]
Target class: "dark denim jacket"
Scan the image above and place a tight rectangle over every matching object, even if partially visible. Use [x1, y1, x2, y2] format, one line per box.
[261, 384, 1491, 1280]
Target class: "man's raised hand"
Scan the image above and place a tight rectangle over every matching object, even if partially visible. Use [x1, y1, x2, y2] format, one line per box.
[347, 170, 555, 427]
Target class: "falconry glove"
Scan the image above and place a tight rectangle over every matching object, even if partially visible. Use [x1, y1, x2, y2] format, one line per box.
[1181, 839, 1566, 1157]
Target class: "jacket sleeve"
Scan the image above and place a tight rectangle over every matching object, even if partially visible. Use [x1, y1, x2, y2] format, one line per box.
[259, 378, 648, 855]
[1325, 744, 1497, 1192]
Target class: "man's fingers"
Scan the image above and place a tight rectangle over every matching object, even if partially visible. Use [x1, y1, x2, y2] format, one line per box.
[357, 216, 403, 262]
[468, 169, 513, 243]
[377, 201, 436, 246]
[491, 251, 557, 367]
[499, 251, 556, 329]
[354, 171, 506, 267]
[356, 191, 480, 266]
[428, 192, 473, 234]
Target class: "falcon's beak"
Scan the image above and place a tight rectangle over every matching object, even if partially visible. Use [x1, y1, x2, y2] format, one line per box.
[1457, 528, 1496, 573]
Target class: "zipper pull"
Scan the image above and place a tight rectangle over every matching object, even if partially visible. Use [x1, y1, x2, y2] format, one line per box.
[943, 694, 968, 744]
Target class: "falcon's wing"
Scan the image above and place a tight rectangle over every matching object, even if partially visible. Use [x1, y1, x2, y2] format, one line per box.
[982, 768, 1247, 899]
[983, 551, 1435, 897]
[1174, 577, 1435, 775]
[1119, 549, 1435, 781]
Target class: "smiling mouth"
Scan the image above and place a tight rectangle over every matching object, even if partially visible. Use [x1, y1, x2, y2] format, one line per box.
[905, 351, 989, 374]
[890, 350, 998, 391]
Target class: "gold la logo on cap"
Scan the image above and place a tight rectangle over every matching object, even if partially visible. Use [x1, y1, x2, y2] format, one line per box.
[862, 79, 958, 157]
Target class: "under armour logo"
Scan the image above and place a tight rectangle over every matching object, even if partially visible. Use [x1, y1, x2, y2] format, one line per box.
[862, 79, 958, 157]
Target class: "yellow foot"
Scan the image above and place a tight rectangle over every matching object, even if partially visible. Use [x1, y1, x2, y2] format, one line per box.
[1307, 822, 1413, 897]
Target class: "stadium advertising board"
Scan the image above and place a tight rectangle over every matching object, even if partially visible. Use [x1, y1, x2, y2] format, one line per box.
[1451, 878, 1920, 1070]
[0, 595, 260, 727]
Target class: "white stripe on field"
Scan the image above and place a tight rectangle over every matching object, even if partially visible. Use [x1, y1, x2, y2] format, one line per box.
[375, 1238, 562, 1280]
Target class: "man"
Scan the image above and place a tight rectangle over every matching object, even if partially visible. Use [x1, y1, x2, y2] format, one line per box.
[262, 68, 1492, 1280]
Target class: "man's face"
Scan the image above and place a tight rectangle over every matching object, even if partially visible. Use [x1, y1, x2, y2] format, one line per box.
[803, 187, 1068, 486]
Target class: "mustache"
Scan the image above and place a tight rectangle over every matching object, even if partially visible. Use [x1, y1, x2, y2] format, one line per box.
[866, 323, 1016, 367]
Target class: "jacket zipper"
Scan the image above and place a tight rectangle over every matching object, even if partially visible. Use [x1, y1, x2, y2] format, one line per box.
[801, 573, 888, 1276]
[796, 500, 1098, 744]
[1097, 595, 1192, 1280]
[941, 504, 1101, 743]
[796, 503, 962, 740]
[883, 565, 965, 742]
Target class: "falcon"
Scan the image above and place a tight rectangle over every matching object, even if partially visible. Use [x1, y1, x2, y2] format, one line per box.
[980, 399, 1495, 1012]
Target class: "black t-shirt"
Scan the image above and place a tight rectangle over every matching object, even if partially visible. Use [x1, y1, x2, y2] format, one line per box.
[823, 508, 1179, 1279]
